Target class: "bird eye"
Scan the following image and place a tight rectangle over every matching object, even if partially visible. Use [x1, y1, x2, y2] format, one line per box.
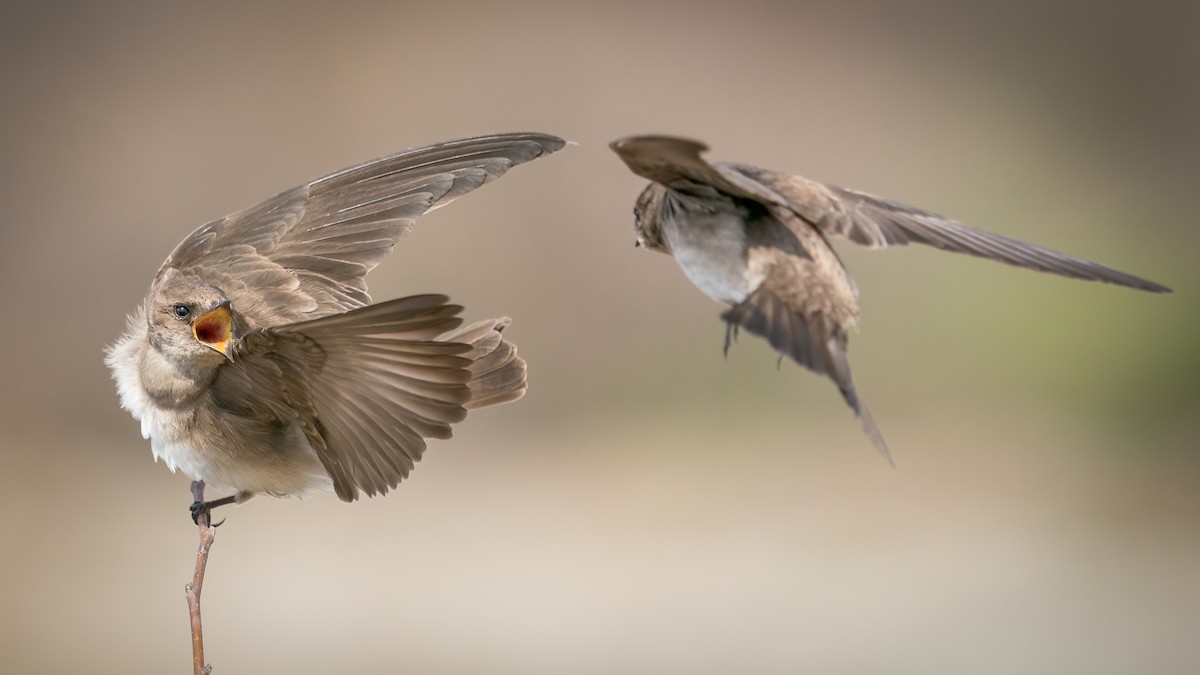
[172, 304, 191, 318]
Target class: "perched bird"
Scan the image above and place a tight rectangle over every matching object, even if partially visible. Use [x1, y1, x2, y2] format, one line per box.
[107, 133, 564, 515]
[611, 135, 1170, 461]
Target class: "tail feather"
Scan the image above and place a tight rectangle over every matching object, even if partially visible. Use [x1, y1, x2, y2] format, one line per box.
[440, 317, 528, 409]
[722, 286, 892, 464]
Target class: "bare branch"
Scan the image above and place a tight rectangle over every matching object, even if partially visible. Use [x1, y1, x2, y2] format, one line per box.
[186, 480, 217, 675]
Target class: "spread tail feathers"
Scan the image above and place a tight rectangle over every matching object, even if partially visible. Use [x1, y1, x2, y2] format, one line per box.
[438, 317, 528, 409]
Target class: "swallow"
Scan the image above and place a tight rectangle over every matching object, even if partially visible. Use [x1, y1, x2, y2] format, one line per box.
[611, 134, 1170, 460]
[107, 133, 565, 515]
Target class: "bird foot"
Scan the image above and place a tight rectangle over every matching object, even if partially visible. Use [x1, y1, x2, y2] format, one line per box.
[723, 323, 739, 358]
[189, 495, 236, 527]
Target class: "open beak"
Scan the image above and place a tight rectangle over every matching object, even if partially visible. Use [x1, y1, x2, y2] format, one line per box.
[192, 300, 236, 362]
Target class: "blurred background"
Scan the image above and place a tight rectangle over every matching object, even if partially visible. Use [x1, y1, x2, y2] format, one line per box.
[1, 1, 1197, 673]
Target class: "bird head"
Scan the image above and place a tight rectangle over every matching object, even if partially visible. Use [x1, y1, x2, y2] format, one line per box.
[632, 183, 671, 254]
[146, 271, 239, 363]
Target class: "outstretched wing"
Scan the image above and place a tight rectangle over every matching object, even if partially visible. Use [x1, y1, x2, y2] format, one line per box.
[156, 133, 566, 327]
[223, 294, 526, 502]
[724, 163, 1170, 293]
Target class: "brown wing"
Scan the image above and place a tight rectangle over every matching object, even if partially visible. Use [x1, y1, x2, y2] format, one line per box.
[156, 133, 566, 327]
[610, 135, 788, 202]
[724, 163, 1171, 293]
[225, 294, 526, 501]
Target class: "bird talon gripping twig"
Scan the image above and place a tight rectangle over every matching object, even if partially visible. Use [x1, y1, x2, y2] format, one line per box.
[188, 502, 208, 526]
[189, 493, 237, 526]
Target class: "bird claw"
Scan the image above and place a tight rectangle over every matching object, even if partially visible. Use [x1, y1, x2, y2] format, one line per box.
[189, 495, 235, 526]
[723, 323, 739, 358]
[189, 500, 209, 525]
[189, 500, 218, 527]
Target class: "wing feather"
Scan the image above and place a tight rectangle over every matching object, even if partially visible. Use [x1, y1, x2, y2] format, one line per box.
[726, 163, 1170, 293]
[228, 294, 526, 501]
[156, 133, 566, 327]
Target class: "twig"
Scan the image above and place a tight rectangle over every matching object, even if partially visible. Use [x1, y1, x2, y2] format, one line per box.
[186, 480, 216, 675]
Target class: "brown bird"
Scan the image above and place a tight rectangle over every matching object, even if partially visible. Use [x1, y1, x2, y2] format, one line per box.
[611, 135, 1170, 461]
[107, 133, 564, 516]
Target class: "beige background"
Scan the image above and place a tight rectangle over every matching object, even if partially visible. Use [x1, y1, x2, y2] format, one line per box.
[1, 1, 1197, 673]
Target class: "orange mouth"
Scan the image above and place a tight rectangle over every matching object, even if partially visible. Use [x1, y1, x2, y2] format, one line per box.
[192, 302, 235, 360]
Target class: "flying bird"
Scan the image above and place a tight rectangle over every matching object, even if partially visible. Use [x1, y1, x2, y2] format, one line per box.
[611, 134, 1170, 461]
[107, 133, 565, 516]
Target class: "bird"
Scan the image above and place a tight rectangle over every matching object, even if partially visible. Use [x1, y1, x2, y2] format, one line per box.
[107, 132, 565, 517]
[610, 134, 1170, 462]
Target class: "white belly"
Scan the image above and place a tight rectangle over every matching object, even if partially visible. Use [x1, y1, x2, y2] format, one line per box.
[139, 404, 332, 497]
[663, 209, 757, 304]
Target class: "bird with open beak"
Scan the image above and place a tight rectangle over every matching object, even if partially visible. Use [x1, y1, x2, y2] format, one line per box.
[107, 133, 564, 518]
[611, 135, 1170, 461]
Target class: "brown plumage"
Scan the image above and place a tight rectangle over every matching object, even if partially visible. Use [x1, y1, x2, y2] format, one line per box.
[611, 134, 1170, 461]
[107, 133, 564, 504]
